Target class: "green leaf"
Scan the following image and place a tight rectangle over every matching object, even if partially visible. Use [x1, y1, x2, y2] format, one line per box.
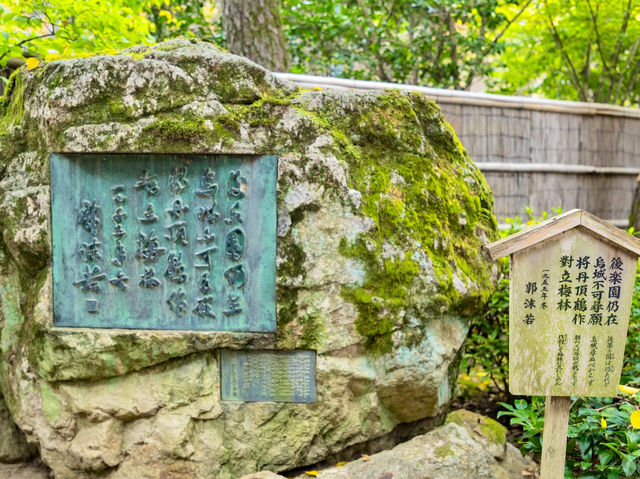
[600, 450, 614, 466]
[622, 456, 637, 477]
[578, 436, 591, 458]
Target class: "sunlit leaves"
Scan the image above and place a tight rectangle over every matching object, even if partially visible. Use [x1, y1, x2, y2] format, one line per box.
[489, 0, 640, 106]
[0, 0, 157, 67]
[281, 0, 530, 89]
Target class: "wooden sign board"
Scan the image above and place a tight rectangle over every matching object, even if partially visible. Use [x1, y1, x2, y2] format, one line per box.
[510, 228, 635, 396]
[489, 209, 640, 397]
[489, 209, 640, 478]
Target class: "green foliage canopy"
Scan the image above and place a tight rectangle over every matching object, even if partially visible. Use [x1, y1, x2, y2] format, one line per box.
[0, 0, 155, 66]
[282, 0, 532, 89]
[2, 0, 639, 105]
[0, 0, 223, 83]
[491, 0, 640, 106]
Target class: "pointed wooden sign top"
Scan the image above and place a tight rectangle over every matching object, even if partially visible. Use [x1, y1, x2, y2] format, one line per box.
[488, 209, 640, 261]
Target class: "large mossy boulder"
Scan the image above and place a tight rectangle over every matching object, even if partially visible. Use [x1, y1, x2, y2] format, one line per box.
[0, 40, 498, 478]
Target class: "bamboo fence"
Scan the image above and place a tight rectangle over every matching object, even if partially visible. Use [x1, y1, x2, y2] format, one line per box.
[278, 73, 640, 227]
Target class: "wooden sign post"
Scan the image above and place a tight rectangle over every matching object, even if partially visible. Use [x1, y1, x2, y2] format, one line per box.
[488, 209, 640, 478]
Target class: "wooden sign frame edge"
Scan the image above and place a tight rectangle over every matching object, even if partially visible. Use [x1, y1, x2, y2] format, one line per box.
[487, 209, 640, 260]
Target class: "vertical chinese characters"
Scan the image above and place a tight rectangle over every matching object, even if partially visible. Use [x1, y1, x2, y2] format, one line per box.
[109, 185, 129, 293]
[164, 167, 190, 317]
[590, 257, 606, 326]
[193, 168, 219, 320]
[523, 279, 537, 325]
[223, 170, 247, 317]
[74, 199, 105, 313]
[557, 255, 573, 314]
[606, 257, 623, 326]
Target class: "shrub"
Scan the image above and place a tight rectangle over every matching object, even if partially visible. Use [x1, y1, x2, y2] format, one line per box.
[460, 207, 561, 399]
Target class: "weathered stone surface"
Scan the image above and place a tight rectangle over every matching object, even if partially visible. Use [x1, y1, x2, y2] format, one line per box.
[239, 473, 287, 479]
[445, 409, 537, 478]
[291, 410, 535, 479]
[0, 40, 497, 478]
[0, 392, 36, 463]
[0, 461, 52, 479]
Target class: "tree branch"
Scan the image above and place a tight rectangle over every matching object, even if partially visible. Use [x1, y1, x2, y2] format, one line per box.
[584, 0, 615, 102]
[583, 40, 592, 96]
[623, 60, 640, 104]
[615, 35, 640, 103]
[482, 0, 534, 57]
[407, 15, 419, 84]
[461, 0, 533, 90]
[544, 0, 588, 101]
[448, 12, 459, 87]
[0, 32, 55, 63]
[607, 0, 633, 102]
[611, 0, 633, 74]
[356, 0, 391, 81]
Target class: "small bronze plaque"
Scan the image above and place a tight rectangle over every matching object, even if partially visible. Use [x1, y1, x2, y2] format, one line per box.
[50, 153, 277, 331]
[220, 350, 316, 403]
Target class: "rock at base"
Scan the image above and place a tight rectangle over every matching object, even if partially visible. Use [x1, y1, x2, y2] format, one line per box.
[239, 472, 289, 479]
[269, 410, 537, 479]
[0, 461, 51, 479]
[0, 393, 36, 463]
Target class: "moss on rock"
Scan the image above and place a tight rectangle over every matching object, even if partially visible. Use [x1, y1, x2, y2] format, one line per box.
[446, 409, 507, 446]
[0, 40, 498, 479]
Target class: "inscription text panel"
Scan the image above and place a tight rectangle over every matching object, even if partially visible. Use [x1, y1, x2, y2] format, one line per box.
[510, 229, 635, 396]
[220, 349, 316, 403]
[50, 153, 277, 331]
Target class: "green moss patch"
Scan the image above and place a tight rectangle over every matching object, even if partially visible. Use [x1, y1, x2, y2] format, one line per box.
[305, 90, 498, 353]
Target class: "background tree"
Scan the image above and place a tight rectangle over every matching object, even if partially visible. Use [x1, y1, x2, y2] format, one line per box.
[489, 0, 640, 106]
[0, 0, 155, 78]
[147, 1, 225, 45]
[0, 0, 225, 84]
[282, 0, 532, 89]
[222, 0, 288, 71]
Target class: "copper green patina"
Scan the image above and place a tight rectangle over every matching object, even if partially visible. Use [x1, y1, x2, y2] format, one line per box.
[50, 153, 277, 331]
[220, 349, 316, 402]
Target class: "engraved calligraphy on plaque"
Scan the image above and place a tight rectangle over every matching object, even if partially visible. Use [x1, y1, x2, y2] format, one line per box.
[50, 153, 277, 331]
[220, 350, 317, 403]
[487, 209, 640, 397]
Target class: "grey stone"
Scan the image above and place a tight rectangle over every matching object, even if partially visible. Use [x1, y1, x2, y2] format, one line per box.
[0, 461, 51, 479]
[0, 39, 498, 478]
[239, 473, 287, 479]
[292, 411, 535, 479]
[0, 393, 36, 463]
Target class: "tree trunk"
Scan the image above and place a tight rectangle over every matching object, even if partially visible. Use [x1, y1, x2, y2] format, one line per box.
[630, 174, 640, 231]
[222, 0, 288, 72]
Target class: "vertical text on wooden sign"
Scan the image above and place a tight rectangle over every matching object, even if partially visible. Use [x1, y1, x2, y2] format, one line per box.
[509, 228, 636, 396]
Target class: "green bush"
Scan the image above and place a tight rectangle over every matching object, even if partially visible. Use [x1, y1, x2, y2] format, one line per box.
[460, 208, 560, 398]
[499, 365, 640, 478]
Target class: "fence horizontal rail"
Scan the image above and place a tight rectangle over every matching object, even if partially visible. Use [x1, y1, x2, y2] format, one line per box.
[277, 73, 640, 119]
[476, 163, 640, 176]
[276, 73, 640, 226]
